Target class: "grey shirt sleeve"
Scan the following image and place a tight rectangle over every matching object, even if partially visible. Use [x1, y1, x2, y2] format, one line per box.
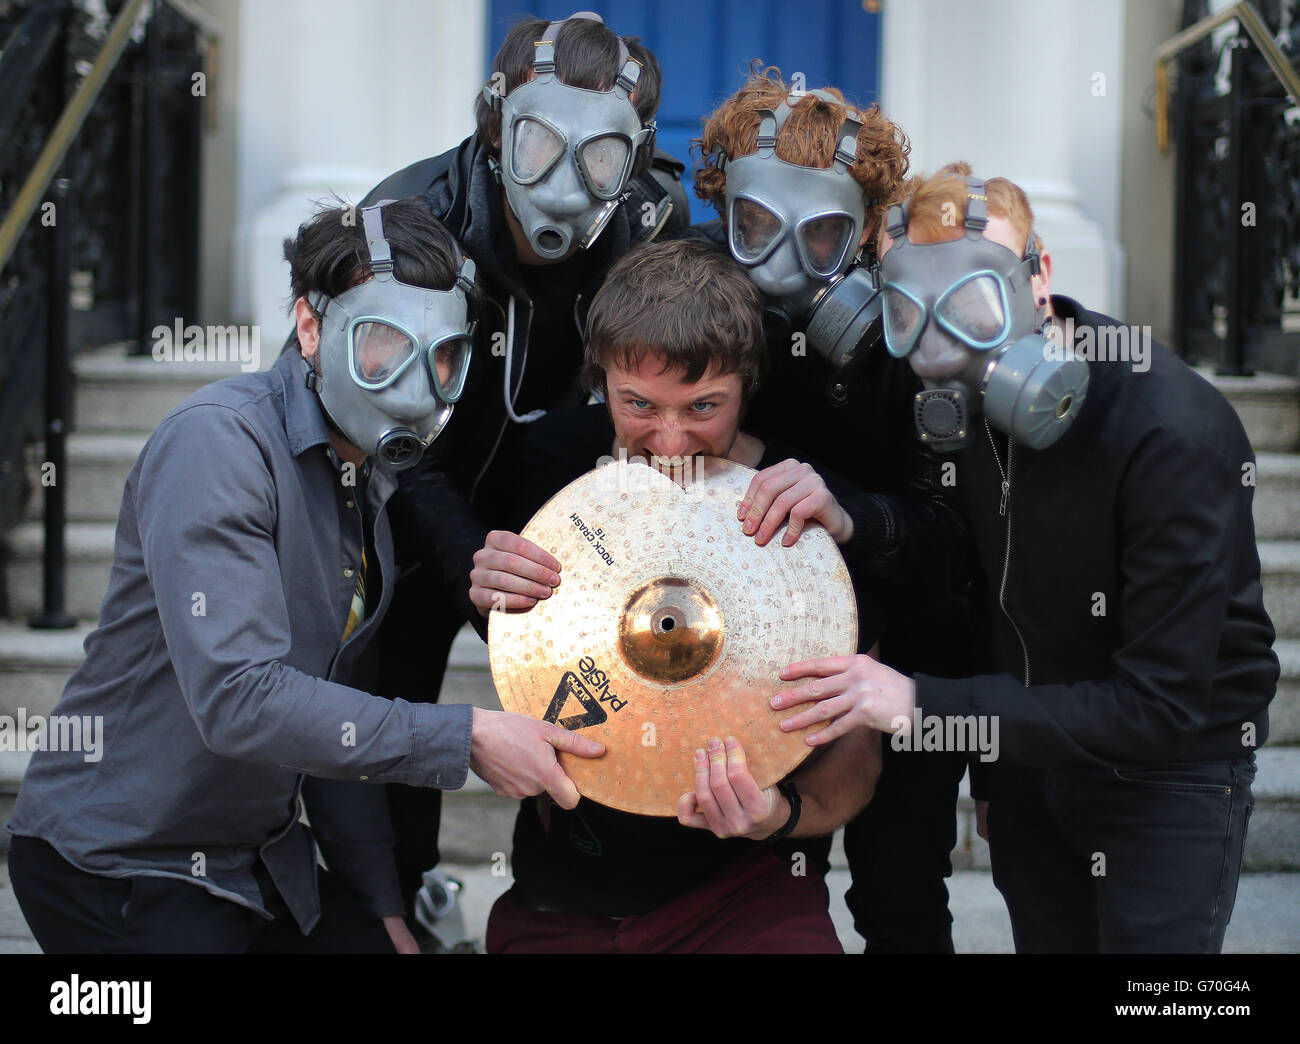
[134, 403, 472, 789]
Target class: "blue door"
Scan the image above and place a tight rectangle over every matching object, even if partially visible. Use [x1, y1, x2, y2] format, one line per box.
[486, 1, 884, 225]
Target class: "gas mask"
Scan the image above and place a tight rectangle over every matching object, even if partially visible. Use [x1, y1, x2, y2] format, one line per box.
[878, 178, 1088, 452]
[718, 89, 880, 372]
[482, 11, 656, 260]
[305, 202, 476, 471]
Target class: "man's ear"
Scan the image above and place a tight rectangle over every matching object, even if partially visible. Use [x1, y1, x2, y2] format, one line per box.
[295, 297, 320, 364]
[877, 226, 894, 261]
[1031, 249, 1053, 303]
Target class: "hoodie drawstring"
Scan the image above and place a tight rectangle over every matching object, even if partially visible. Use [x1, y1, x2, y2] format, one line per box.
[503, 295, 546, 424]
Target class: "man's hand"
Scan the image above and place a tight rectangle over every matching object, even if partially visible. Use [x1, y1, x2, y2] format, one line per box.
[469, 707, 604, 810]
[737, 459, 854, 547]
[976, 800, 990, 842]
[382, 915, 420, 954]
[772, 654, 916, 745]
[676, 736, 788, 840]
[469, 530, 562, 617]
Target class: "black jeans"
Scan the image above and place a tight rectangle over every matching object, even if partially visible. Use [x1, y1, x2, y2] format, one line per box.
[842, 745, 969, 953]
[9, 835, 396, 954]
[987, 755, 1256, 953]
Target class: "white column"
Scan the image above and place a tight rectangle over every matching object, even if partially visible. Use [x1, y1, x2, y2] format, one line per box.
[231, 0, 488, 350]
[881, 0, 1125, 315]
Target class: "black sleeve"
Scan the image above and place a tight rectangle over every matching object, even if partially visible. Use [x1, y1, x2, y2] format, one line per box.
[916, 428, 1272, 766]
[391, 457, 490, 641]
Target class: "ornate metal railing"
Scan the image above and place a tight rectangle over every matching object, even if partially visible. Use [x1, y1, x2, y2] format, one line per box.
[1159, 0, 1300, 376]
[0, 0, 215, 622]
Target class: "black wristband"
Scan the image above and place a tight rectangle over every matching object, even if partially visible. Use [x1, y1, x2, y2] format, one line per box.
[764, 778, 801, 843]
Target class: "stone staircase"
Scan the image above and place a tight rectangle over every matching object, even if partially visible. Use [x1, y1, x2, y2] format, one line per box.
[1, 352, 1298, 880]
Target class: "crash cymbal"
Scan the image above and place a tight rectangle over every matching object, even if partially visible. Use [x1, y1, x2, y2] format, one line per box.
[488, 454, 858, 817]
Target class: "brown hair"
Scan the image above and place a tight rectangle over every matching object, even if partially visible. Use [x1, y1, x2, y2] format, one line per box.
[583, 239, 766, 400]
[891, 160, 1041, 253]
[474, 15, 661, 177]
[693, 64, 910, 242]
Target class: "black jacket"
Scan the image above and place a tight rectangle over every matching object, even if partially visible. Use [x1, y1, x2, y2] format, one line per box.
[916, 296, 1279, 767]
[360, 136, 687, 617]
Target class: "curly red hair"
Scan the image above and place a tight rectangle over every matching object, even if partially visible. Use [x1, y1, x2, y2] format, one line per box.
[693, 64, 910, 241]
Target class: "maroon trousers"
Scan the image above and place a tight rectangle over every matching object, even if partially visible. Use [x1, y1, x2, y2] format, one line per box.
[487, 845, 842, 954]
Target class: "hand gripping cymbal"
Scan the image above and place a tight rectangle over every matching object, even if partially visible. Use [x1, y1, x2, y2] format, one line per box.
[488, 455, 858, 816]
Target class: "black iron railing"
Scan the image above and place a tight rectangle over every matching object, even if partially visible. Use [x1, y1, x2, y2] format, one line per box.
[0, 0, 214, 623]
[1161, 0, 1300, 376]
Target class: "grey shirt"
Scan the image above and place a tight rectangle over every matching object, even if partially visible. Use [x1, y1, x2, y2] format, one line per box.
[8, 349, 472, 932]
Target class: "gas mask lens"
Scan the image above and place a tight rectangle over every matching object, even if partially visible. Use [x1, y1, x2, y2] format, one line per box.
[577, 134, 631, 198]
[798, 214, 854, 276]
[511, 118, 565, 183]
[430, 334, 472, 402]
[349, 321, 471, 403]
[731, 198, 783, 263]
[352, 322, 417, 387]
[935, 272, 1009, 348]
[882, 285, 927, 358]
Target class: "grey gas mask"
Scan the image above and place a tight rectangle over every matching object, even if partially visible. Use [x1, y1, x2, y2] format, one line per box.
[878, 179, 1088, 452]
[482, 11, 656, 260]
[718, 89, 880, 372]
[305, 203, 476, 471]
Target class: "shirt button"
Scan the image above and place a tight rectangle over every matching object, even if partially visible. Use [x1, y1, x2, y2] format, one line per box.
[345, 500, 355, 509]
[359, 775, 369, 782]
[343, 566, 355, 578]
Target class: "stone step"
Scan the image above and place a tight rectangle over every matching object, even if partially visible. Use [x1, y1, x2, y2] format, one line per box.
[1205, 368, 1300, 453]
[1275, 639, 1300, 745]
[5, 522, 116, 622]
[1261, 540, 1300, 641]
[0, 624, 93, 720]
[1248, 746, 1300, 870]
[74, 342, 246, 435]
[0, 750, 31, 853]
[24, 434, 146, 524]
[1254, 453, 1300, 540]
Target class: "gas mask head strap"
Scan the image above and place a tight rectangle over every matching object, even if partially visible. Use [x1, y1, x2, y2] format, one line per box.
[361, 200, 395, 273]
[753, 89, 862, 176]
[482, 12, 652, 148]
[361, 199, 477, 291]
[482, 12, 627, 109]
[886, 176, 1039, 283]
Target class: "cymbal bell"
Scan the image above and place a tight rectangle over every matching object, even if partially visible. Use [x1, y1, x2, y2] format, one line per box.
[488, 454, 858, 816]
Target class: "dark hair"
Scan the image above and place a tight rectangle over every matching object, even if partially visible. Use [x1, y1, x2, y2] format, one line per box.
[583, 239, 766, 400]
[283, 196, 465, 307]
[474, 14, 661, 177]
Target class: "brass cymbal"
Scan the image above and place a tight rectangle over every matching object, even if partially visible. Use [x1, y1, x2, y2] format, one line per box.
[488, 454, 858, 816]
